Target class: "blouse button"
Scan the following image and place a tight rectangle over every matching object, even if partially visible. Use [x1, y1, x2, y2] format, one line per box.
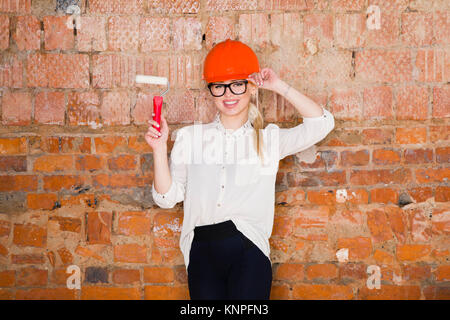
[217, 203, 221, 207]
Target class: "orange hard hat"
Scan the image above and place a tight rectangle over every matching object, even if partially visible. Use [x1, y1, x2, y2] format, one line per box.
[203, 39, 260, 83]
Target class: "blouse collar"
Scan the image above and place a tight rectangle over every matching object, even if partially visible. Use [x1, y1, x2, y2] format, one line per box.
[213, 113, 253, 138]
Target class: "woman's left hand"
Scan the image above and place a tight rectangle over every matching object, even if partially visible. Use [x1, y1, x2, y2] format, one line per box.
[247, 67, 281, 92]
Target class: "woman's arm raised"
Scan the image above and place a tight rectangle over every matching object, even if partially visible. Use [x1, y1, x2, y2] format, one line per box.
[248, 68, 335, 160]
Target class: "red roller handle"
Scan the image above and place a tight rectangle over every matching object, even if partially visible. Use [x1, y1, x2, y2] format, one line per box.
[153, 96, 163, 132]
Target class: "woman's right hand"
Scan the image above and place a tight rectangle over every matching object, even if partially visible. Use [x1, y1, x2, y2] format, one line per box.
[145, 113, 169, 151]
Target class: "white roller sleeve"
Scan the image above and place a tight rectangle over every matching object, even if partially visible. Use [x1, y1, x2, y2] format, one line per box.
[135, 75, 168, 85]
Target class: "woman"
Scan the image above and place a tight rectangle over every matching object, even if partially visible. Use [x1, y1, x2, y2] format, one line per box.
[145, 39, 335, 300]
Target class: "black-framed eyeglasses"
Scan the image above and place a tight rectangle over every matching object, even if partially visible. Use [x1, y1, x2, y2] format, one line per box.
[207, 80, 248, 97]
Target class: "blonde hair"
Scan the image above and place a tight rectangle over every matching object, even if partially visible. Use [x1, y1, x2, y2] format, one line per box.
[248, 89, 264, 163]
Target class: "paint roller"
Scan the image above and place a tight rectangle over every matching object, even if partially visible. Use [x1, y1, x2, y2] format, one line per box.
[135, 75, 170, 133]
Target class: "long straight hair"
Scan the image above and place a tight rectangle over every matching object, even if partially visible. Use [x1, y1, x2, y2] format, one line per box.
[248, 89, 264, 163]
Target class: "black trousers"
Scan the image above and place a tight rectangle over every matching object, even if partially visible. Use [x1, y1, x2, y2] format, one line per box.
[187, 220, 272, 300]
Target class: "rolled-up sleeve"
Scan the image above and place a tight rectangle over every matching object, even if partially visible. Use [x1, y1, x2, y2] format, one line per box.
[151, 127, 188, 208]
[278, 106, 335, 160]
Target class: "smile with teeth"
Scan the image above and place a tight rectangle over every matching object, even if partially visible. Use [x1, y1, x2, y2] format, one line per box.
[223, 100, 239, 107]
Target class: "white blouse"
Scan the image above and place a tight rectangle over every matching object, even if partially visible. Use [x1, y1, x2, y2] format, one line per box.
[152, 104, 335, 271]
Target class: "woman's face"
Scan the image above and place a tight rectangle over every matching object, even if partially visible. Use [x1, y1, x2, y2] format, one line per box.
[209, 79, 257, 118]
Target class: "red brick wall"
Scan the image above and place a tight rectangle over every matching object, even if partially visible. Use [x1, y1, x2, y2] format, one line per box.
[0, 0, 449, 300]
